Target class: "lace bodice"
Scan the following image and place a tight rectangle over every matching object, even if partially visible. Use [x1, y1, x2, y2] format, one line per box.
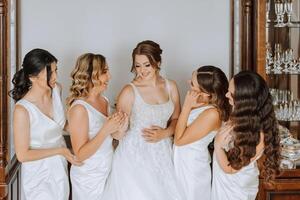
[128, 81, 174, 134]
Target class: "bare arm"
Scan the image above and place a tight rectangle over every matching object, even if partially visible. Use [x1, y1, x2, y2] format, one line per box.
[174, 108, 221, 146]
[68, 104, 123, 162]
[214, 127, 265, 174]
[13, 105, 71, 162]
[165, 80, 181, 137]
[111, 85, 134, 140]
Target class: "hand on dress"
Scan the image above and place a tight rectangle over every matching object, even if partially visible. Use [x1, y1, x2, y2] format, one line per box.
[214, 122, 234, 151]
[111, 111, 129, 140]
[102, 111, 126, 136]
[183, 90, 205, 110]
[142, 125, 167, 143]
[60, 147, 83, 166]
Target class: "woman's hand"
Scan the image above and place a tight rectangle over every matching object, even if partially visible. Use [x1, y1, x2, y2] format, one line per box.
[118, 112, 129, 132]
[111, 112, 129, 140]
[142, 126, 168, 143]
[183, 90, 204, 110]
[60, 147, 83, 166]
[214, 123, 234, 151]
[102, 111, 126, 136]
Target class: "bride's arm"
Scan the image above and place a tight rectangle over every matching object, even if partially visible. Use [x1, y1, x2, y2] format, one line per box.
[164, 80, 181, 137]
[111, 85, 134, 140]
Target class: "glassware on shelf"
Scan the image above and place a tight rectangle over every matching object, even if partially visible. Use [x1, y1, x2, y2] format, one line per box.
[275, 2, 286, 27]
[265, 44, 300, 74]
[270, 88, 300, 121]
[285, 0, 294, 27]
[279, 125, 300, 169]
[280, 158, 295, 169]
[278, 124, 292, 139]
[281, 137, 300, 169]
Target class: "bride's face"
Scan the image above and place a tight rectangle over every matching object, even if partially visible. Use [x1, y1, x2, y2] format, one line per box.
[134, 54, 158, 80]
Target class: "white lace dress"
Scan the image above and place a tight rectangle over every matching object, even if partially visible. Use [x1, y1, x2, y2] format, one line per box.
[173, 105, 216, 200]
[102, 81, 183, 200]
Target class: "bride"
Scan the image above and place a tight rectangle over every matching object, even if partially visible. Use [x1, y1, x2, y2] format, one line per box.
[102, 40, 183, 200]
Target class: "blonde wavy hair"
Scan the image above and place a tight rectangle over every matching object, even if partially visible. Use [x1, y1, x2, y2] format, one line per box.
[66, 53, 106, 107]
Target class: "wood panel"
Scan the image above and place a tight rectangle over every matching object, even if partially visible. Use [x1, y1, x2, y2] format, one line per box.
[241, 0, 254, 71]
[254, 0, 266, 80]
[0, 0, 21, 199]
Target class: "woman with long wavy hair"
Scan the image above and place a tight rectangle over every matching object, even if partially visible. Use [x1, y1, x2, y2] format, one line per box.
[211, 71, 280, 200]
[10, 48, 81, 200]
[67, 53, 128, 200]
[174, 65, 231, 200]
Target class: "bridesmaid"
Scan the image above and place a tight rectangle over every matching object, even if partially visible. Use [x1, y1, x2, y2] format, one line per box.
[212, 71, 280, 200]
[10, 48, 81, 200]
[67, 53, 127, 200]
[174, 66, 230, 200]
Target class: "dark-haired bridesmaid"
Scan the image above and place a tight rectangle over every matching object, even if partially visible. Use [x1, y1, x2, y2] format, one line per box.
[211, 71, 281, 200]
[174, 65, 231, 200]
[10, 48, 81, 200]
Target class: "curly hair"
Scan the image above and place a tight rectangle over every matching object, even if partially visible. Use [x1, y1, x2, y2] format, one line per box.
[196, 66, 231, 121]
[227, 71, 280, 181]
[66, 53, 106, 107]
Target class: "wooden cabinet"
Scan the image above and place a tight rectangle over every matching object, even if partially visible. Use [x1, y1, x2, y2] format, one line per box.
[235, 0, 300, 199]
[257, 169, 300, 199]
[0, 0, 21, 199]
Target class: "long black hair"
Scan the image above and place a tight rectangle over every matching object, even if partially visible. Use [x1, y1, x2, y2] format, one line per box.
[9, 48, 57, 102]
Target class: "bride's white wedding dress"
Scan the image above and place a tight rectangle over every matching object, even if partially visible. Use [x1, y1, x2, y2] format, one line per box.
[102, 80, 183, 200]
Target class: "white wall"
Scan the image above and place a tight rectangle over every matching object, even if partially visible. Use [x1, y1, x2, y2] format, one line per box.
[20, 0, 230, 105]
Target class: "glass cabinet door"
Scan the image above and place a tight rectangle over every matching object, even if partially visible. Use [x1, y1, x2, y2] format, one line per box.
[265, 0, 300, 139]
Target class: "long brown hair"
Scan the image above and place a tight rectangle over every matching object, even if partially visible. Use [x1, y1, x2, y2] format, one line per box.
[227, 71, 280, 181]
[196, 65, 231, 121]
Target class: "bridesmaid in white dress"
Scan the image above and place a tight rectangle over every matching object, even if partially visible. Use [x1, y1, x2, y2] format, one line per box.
[102, 40, 183, 200]
[67, 53, 128, 200]
[174, 66, 230, 200]
[212, 71, 281, 200]
[10, 49, 81, 200]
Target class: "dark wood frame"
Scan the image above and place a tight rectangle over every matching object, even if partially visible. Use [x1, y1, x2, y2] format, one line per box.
[0, 0, 21, 199]
[231, 0, 266, 77]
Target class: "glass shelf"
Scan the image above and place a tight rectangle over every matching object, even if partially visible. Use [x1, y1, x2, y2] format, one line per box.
[265, 0, 300, 140]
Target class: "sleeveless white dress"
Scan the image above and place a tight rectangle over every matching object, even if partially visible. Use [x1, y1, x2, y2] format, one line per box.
[16, 86, 69, 200]
[70, 99, 113, 200]
[211, 146, 261, 200]
[102, 80, 183, 200]
[174, 105, 216, 200]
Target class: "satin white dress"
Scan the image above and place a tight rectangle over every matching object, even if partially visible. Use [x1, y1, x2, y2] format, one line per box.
[102, 80, 183, 200]
[211, 149, 261, 200]
[16, 86, 69, 200]
[174, 105, 216, 200]
[70, 99, 113, 200]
